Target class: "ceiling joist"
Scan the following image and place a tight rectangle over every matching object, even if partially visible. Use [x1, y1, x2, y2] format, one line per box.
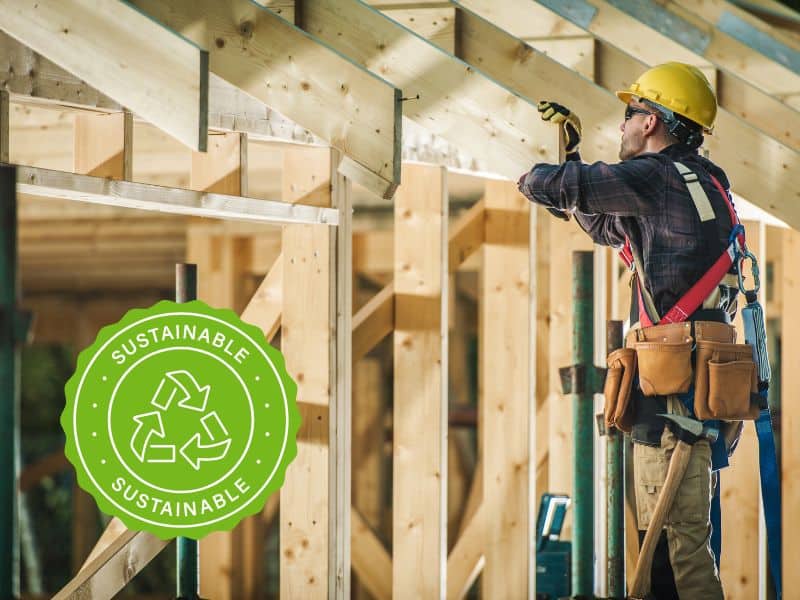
[454, 0, 800, 228]
[0, 0, 209, 151]
[297, 0, 559, 181]
[130, 0, 402, 199]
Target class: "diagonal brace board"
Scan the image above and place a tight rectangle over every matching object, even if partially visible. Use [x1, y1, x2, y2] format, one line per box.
[131, 0, 401, 199]
[0, 0, 208, 151]
[297, 0, 558, 180]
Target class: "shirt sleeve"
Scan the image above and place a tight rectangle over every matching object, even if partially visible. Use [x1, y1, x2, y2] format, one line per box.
[572, 211, 627, 248]
[518, 154, 666, 217]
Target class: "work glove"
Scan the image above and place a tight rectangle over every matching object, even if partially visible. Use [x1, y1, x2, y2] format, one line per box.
[537, 100, 582, 158]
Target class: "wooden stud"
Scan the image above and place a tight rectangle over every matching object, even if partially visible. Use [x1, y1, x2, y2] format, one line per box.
[0, 90, 8, 163]
[73, 111, 132, 179]
[0, 0, 208, 150]
[480, 179, 534, 597]
[298, 0, 558, 181]
[280, 146, 335, 599]
[131, 0, 401, 199]
[352, 358, 386, 600]
[392, 163, 448, 598]
[782, 227, 800, 594]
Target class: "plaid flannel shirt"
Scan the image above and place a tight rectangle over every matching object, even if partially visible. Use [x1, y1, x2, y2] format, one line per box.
[518, 144, 739, 320]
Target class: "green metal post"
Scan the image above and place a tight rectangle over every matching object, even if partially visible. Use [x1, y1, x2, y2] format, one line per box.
[606, 320, 625, 598]
[1, 165, 19, 598]
[572, 251, 594, 597]
[176, 263, 199, 600]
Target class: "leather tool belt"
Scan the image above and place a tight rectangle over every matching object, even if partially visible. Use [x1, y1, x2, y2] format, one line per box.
[603, 321, 759, 432]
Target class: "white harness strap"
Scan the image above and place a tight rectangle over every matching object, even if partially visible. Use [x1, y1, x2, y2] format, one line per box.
[674, 161, 715, 222]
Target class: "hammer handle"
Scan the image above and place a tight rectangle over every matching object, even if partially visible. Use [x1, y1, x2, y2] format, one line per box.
[629, 440, 693, 598]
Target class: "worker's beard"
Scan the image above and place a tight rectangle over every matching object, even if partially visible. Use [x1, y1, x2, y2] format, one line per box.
[619, 133, 642, 161]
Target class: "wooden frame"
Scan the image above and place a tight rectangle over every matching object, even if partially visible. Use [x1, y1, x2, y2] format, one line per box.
[0, 0, 209, 151]
[130, 0, 401, 199]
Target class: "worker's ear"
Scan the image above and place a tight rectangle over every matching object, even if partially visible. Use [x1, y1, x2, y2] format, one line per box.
[642, 114, 660, 138]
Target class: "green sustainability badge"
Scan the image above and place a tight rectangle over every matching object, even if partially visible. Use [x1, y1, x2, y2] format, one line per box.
[61, 300, 300, 539]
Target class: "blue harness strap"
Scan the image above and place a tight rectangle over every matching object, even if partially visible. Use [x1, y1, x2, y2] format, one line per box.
[756, 406, 782, 598]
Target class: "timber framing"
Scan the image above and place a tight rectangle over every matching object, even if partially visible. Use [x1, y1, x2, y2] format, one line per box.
[15, 166, 338, 226]
[130, 0, 401, 199]
[452, 0, 800, 229]
[0, 0, 209, 151]
[297, 0, 558, 180]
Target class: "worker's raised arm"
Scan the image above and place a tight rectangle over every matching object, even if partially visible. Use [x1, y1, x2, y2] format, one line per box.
[517, 155, 666, 217]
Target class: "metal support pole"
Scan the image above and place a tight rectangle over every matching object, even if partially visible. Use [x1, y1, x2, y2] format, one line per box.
[572, 250, 595, 597]
[0, 165, 19, 598]
[606, 320, 625, 598]
[175, 263, 199, 600]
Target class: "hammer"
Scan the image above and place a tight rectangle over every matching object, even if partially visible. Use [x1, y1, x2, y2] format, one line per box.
[628, 414, 719, 599]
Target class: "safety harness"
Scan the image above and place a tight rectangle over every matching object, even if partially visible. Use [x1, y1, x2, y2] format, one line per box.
[618, 161, 782, 597]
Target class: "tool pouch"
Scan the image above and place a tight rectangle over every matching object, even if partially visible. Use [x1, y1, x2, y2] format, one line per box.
[625, 323, 694, 397]
[694, 341, 759, 420]
[603, 347, 637, 432]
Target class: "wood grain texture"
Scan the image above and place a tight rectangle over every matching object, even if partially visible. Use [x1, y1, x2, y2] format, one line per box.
[480, 180, 533, 597]
[392, 163, 448, 598]
[0, 0, 208, 150]
[131, 0, 401, 198]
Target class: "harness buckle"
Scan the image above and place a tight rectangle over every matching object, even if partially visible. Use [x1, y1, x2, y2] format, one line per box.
[737, 249, 760, 295]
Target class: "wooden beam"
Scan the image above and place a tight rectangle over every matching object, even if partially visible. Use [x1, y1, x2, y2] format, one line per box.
[131, 0, 401, 199]
[479, 179, 534, 596]
[53, 529, 168, 600]
[352, 358, 386, 600]
[446, 503, 485, 600]
[73, 111, 132, 180]
[281, 146, 335, 598]
[457, 0, 800, 228]
[352, 282, 395, 362]
[0, 90, 8, 163]
[448, 198, 485, 272]
[392, 163, 448, 598]
[351, 507, 392, 600]
[15, 166, 338, 225]
[782, 227, 800, 595]
[583, 0, 800, 149]
[241, 253, 283, 343]
[297, 0, 558, 180]
[0, 0, 208, 151]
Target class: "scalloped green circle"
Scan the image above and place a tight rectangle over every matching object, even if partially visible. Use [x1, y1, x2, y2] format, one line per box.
[61, 300, 300, 540]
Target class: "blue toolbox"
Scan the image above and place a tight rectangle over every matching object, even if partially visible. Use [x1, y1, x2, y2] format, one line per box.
[535, 494, 571, 600]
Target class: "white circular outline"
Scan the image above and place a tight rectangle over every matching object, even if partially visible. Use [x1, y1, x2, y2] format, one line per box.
[107, 346, 254, 494]
[73, 310, 290, 529]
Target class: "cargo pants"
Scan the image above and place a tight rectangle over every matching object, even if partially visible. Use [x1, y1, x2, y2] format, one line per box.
[633, 399, 724, 599]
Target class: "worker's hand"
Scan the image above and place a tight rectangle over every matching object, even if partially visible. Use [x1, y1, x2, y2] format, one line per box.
[538, 101, 582, 157]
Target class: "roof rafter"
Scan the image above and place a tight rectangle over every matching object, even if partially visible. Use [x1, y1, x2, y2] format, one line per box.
[295, 0, 558, 180]
[131, 0, 402, 198]
[451, 0, 800, 228]
[476, 0, 800, 151]
[0, 0, 209, 151]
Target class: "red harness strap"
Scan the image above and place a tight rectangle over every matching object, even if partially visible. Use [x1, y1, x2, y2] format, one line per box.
[619, 173, 744, 327]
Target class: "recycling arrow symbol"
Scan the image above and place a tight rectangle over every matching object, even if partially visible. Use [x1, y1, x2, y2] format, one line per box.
[130, 370, 232, 469]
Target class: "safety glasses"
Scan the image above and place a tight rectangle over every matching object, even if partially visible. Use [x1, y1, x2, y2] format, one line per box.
[624, 106, 655, 121]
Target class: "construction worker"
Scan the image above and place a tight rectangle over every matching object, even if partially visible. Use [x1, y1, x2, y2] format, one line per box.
[517, 63, 737, 599]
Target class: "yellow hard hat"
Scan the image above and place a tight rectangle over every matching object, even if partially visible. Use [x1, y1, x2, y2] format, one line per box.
[616, 62, 717, 132]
